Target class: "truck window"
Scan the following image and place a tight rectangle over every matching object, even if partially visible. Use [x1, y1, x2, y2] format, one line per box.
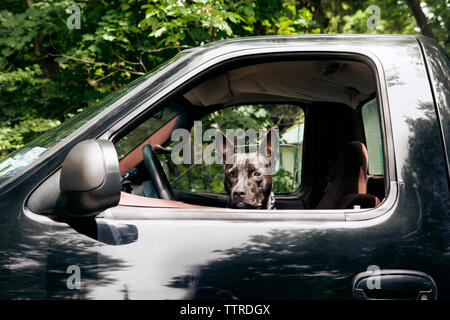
[362, 98, 384, 175]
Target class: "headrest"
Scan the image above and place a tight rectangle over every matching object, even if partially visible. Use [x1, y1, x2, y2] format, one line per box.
[316, 141, 369, 209]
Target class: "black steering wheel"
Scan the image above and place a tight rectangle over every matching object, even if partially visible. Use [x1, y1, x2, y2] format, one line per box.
[142, 144, 175, 200]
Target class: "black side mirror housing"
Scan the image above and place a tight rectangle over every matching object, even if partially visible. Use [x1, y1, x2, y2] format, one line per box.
[28, 140, 121, 217]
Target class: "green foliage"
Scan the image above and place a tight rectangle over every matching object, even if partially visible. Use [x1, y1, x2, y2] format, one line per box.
[272, 168, 295, 193]
[0, 0, 320, 159]
[0, 64, 61, 156]
[422, 0, 449, 53]
[169, 163, 226, 193]
[339, 0, 417, 35]
[0, 0, 447, 160]
[255, 2, 320, 35]
[296, 0, 447, 52]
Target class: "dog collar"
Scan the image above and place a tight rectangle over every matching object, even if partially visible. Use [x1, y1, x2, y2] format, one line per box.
[267, 192, 276, 210]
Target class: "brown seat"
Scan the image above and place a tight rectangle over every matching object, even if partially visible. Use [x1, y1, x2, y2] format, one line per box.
[316, 141, 380, 209]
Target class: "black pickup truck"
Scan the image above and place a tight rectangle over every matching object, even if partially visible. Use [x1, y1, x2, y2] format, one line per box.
[0, 35, 448, 300]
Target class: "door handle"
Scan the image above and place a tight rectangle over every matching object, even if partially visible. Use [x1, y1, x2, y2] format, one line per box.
[352, 269, 437, 300]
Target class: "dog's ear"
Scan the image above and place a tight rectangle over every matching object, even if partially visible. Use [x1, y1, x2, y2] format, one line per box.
[216, 130, 234, 166]
[259, 128, 279, 158]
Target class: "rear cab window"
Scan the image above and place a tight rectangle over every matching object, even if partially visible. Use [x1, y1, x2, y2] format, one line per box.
[362, 98, 384, 176]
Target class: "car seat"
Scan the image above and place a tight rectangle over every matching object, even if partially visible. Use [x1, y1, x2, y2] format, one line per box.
[316, 141, 380, 209]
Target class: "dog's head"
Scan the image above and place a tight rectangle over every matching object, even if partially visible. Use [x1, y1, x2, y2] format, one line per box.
[219, 129, 278, 209]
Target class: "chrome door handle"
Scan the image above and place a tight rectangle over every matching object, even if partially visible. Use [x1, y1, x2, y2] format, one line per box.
[352, 269, 437, 300]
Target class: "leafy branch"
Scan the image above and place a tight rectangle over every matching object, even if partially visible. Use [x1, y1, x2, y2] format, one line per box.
[48, 53, 146, 76]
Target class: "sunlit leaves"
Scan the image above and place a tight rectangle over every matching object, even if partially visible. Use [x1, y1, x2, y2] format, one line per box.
[254, 2, 319, 35]
[1, 0, 446, 160]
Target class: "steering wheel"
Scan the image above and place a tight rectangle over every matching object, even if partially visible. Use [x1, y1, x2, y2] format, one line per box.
[142, 144, 175, 200]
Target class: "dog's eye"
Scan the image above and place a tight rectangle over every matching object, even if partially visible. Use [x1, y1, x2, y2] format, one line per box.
[228, 171, 237, 178]
[253, 171, 261, 177]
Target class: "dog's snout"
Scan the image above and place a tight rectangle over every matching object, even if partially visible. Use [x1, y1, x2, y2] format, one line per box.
[233, 190, 246, 199]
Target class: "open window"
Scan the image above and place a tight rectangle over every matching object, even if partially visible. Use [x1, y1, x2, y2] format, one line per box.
[115, 55, 386, 211]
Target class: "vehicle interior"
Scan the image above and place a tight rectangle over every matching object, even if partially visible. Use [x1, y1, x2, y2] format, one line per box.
[114, 55, 386, 211]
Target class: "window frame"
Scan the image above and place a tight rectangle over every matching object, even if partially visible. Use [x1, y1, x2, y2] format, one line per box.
[102, 47, 396, 224]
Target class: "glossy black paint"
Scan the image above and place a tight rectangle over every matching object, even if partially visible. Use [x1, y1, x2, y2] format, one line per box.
[0, 35, 448, 299]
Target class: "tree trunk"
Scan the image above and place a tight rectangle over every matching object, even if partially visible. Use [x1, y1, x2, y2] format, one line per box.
[406, 0, 437, 40]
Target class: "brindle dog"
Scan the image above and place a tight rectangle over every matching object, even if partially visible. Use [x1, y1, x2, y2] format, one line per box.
[219, 129, 278, 210]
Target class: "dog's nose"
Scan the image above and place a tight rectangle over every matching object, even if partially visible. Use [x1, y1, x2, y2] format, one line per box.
[233, 190, 246, 199]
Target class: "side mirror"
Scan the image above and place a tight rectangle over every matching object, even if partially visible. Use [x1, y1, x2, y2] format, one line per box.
[28, 140, 121, 217]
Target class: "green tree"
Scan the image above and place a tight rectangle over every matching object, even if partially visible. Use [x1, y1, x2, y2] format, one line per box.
[0, 0, 318, 158]
[0, 0, 447, 159]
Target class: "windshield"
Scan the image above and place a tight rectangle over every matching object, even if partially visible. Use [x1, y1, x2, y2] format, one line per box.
[0, 53, 188, 186]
